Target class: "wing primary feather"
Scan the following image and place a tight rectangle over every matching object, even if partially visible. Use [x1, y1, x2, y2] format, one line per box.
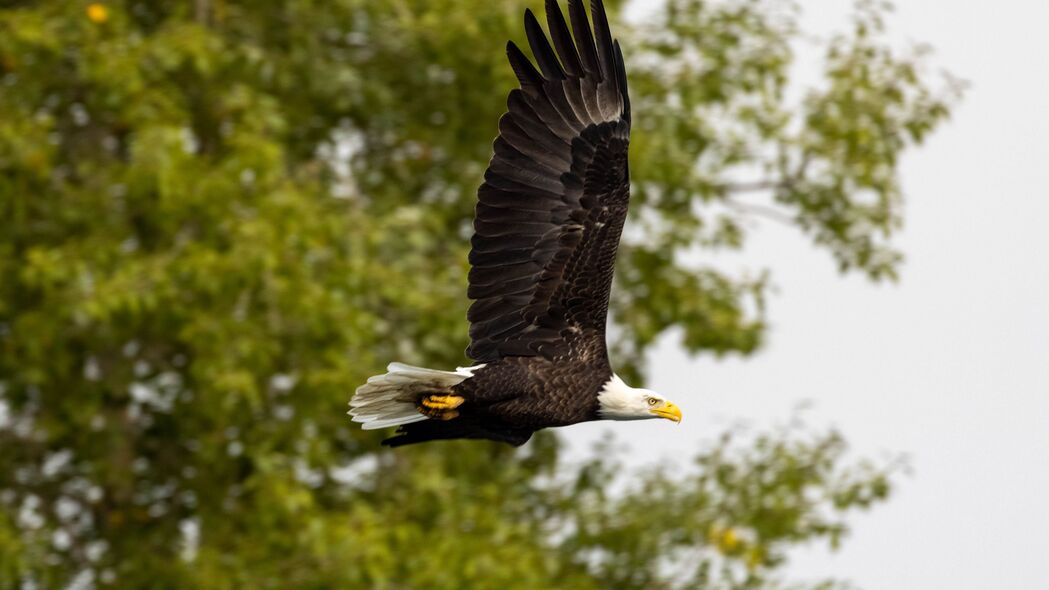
[493, 136, 565, 178]
[576, 75, 605, 123]
[467, 276, 536, 297]
[522, 89, 586, 136]
[524, 9, 565, 80]
[487, 159, 565, 195]
[613, 40, 631, 121]
[543, 79, 593, 128]
[468, 261, 538, 285]
[510, 89, 576, 140]
[480, 171, 565, 203]
[499, 113, 571, 166]
[545, 0, 582, 77]
[468, 295, 531, 319]
[568, 0, 601, 81]
[590, 0, 615, 80]
[469, 232, 540, 254]
[468, 248, 536, 268]
[507, 89, 575, 144]
[476, 202, 553, 225]
[477, 185, 565, 213]
[507, 41, 545, 91]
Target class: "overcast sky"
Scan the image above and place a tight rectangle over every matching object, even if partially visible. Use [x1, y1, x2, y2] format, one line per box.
[567, 1, 1049, 588]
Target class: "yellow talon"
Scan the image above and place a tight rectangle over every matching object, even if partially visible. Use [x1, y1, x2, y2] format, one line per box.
[421, 394, 464, 410]
[418, 394, 464, 420]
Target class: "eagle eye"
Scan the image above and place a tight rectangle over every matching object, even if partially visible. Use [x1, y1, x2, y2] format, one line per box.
[646, 397, 659, 406]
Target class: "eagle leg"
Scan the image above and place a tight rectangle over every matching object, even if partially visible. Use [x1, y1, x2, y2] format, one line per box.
[420, 394, 464, 410]
[418, 394, 465, 420]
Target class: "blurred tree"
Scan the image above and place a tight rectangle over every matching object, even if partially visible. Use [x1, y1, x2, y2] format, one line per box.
[0, 0, 956, 588]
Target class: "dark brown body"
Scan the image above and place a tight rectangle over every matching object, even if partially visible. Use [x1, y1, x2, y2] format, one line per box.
[458, 353, 610, 428]
[383, 338, 612, 447]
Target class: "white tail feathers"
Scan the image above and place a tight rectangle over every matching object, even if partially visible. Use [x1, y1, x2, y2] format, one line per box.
[348, 362, 483, 430]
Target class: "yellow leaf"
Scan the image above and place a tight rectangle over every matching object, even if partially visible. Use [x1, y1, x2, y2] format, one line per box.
[719, 527, 740, 553]
[86, 3, 108, 24]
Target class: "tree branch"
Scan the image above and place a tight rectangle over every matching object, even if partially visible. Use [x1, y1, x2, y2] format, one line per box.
[717, 181, 780, 194]
[722, 198, 796, 226]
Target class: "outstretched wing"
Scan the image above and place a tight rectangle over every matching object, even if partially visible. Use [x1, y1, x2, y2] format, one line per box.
[467, 0, 631, 362]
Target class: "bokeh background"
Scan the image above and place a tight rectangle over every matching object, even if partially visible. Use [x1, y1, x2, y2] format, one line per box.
[0, 1, 1043, 588]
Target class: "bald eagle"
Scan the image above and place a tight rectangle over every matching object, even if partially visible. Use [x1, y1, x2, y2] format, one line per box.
[350, 0, 682, 446]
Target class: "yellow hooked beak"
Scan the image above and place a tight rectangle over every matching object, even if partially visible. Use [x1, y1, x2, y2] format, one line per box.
[650, 401, 683, 423]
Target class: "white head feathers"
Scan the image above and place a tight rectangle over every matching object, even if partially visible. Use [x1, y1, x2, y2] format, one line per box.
[597, 374, 682, 422]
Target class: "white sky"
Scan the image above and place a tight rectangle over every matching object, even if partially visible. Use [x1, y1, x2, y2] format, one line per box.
[566, 1, 1049, 588]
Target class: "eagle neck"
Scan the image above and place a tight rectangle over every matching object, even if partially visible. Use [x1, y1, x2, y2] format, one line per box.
[596, 373, 645, 421]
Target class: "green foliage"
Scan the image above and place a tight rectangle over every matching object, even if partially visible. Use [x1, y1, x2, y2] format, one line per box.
[564, 426, 897, 589]
[0, 0, 954, 588]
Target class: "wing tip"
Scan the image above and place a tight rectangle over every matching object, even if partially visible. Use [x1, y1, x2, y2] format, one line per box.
[506, 40, 544, 90]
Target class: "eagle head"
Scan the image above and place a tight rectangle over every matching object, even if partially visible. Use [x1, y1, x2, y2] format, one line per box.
[597, 374, 683, 423]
